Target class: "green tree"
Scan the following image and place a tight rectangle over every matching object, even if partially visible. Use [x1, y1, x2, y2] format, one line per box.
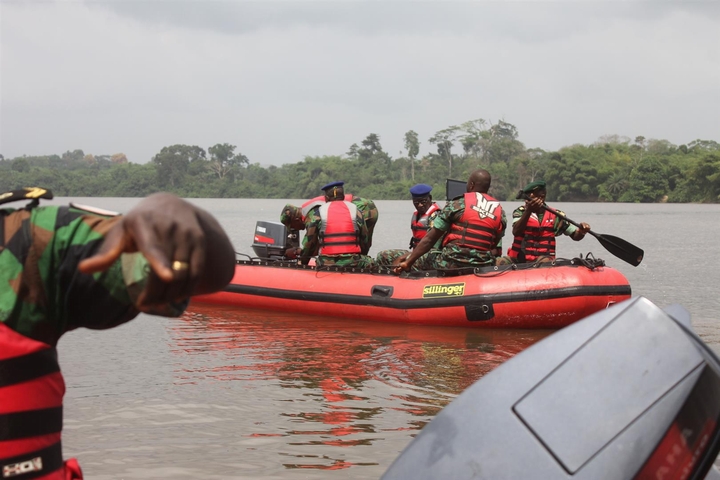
[403, 130, 420, 181]
[429, 126, 459, 178]
[12, 158, 30, 173]
[152, 144, 206, 188]
[208, 143, 249, 180]
[619, 157, 669, 203]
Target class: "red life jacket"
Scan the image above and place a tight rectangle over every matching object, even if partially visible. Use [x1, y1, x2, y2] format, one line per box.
[318, 201, 361, 255]
[442, 193, 503, 251]
[0, 323, 83, 479]
[508, 208, 557, 261]
[410, 203, 441, 248]
[301, 194, 353, 219]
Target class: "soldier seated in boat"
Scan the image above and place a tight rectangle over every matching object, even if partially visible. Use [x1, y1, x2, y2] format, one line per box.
[375, 183, 442, 268]
[394, 169, 506, 273]
[507, 180, 591, 263]
[289, 181, 375, 269]
[280, 188, 378, 256]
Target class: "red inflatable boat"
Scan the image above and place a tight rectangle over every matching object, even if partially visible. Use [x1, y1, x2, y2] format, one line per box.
[191, 256, 631, 329]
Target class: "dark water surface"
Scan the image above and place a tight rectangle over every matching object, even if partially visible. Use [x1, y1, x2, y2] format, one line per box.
[54, 198, 720, 479]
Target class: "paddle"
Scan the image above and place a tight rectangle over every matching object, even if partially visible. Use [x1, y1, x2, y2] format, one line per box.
[516, 190, 644, 266]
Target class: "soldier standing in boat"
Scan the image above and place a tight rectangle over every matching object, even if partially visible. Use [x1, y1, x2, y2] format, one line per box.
[507, 180, 591, 263]
[289, 181, 375, 269]
[280, 189, 378, 256]
[394, 169, 506, 272]
[0, 188, 235, 479]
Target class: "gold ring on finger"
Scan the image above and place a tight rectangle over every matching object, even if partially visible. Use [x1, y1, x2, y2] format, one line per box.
[172, 260, 190, 271]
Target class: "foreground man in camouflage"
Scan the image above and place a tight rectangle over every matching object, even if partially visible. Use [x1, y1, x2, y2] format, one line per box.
[394, 169, 506, 273]
[0, 188, 235, 479]
[288, 181, 375, 268]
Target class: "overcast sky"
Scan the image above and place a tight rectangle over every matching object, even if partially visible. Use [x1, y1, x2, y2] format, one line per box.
[1, 1, 719, 166]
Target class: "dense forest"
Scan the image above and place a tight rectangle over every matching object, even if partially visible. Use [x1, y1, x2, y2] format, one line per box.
[2, 119, 719, 203]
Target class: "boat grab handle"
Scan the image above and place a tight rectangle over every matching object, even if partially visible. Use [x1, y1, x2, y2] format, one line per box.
[371, 286, 394, 298]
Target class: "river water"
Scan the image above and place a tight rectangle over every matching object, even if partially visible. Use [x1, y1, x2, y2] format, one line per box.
[53, 197, 720, 479]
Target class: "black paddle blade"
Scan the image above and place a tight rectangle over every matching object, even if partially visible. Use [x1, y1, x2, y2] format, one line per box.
[445, 178, 466, 201]
[595, 233, 644, 266]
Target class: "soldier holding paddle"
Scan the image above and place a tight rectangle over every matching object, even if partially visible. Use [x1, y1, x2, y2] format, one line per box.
[507, 180, 591, 263]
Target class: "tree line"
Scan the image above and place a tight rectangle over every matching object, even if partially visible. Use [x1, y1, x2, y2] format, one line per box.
[1, 119, 719, 203]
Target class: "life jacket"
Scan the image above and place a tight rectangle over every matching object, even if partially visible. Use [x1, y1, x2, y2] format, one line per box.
[0, 323, 83, 480]
[410, 203, 441, 249]
[301, 194, 353, 219]
[442, 193, 503, 252]
[508, 208, 557, 262]
[318, 201, 361, 255]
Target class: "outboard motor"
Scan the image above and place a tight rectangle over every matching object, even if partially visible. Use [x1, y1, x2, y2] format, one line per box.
[251, 220, 297, 260]
[382, 296, 720, 479]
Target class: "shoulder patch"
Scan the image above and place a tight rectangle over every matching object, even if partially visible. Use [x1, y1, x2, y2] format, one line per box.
[69, 202, 120, 217]
[0, 187, 53, 206]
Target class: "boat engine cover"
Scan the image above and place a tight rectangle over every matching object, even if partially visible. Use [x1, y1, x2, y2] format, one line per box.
[252, 221, 290, 259]
[382, 296, 720, 479]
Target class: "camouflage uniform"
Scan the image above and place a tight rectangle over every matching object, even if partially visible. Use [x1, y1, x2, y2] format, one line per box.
[375, 209, 441, 268]
[281, 196, 378, 256]
[302, 203, 375, 269]
[350, 196, 378, 253]
[415, 195, 507, 270]
[511, 206, 578, 236]
[503, 206, 579, 264]
[1, 196, 185, 346]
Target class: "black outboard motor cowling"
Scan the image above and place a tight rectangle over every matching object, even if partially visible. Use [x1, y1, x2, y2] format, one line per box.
[252, 221, 295, 260]
[382, 297, 720, 479]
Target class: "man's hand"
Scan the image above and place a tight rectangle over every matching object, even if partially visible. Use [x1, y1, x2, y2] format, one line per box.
[525, 196, 544, 214]
[572, 222, 591, 240]
[285, 247, 301, 259]
[393, 260, 411, 274]
[392, 252, 410, 266]
[78, 193, 234, 307]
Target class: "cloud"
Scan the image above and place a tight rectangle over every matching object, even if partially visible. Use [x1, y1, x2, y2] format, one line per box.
[1, 1, 718, 166]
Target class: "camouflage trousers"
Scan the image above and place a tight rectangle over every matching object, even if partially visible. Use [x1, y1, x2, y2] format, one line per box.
[415, 246, 496, 270]
[375, 249, 409, 267]
[317, 254, 376, 269]
[374, 248, 445, 271]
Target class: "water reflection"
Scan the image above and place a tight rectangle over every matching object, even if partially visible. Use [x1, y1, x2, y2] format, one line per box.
[174, 304, 551, 471]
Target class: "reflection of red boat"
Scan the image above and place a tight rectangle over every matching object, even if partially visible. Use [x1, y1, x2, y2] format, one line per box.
[176, 305, 550, 471]
[192, 257, 631, 329]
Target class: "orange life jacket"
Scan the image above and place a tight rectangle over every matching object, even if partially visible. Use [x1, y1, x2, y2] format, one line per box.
[410, 203, 441, 249]
[442, 193, 503, 251]
[0, 323, 83, 479]
[318, 201, 361, 255]
[508, 209, 557, 261]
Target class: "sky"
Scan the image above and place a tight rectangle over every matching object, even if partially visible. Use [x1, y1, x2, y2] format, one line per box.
[1, 1, 719, 167]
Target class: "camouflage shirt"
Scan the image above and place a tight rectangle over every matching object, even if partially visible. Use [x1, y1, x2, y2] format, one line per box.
[0, 204, 185, 346]
[427, 194, 507, 268]
[301, 201, 374, 268]
[511, 206, 578, 237]
[350, 196, 378, 253]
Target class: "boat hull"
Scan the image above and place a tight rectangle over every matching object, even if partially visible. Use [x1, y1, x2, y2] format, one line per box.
[192, 260, 632, 329]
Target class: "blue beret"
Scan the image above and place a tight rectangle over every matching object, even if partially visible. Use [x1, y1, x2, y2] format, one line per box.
[321, 181, 345, 191]
[409, 183, 433, 198]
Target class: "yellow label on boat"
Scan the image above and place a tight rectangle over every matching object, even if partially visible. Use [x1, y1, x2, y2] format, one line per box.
[422, 283, 465, 298]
